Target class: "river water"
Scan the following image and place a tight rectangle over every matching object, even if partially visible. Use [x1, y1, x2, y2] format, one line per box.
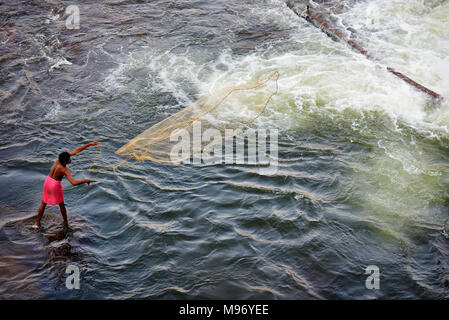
[1, 0, 448, 299]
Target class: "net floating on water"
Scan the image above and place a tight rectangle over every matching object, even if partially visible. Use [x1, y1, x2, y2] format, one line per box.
[114, 71, 279, 170]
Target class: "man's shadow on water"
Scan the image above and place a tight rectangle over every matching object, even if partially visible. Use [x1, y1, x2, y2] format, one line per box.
[27, 209, 93, 263]
[28, 211, 95, 297]
[0, 206, 96, 298]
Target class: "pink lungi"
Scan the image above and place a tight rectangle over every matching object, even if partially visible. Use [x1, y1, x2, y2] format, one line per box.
[42, 176, 64, 205]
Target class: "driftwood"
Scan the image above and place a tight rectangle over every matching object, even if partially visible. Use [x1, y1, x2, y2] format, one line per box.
[287, 1, 443, 100]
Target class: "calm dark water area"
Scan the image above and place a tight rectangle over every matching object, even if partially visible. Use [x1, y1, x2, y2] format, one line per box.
[1, 0, 449, 299]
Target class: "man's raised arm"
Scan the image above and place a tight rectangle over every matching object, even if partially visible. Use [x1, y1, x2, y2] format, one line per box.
[69, 141, 101, 156]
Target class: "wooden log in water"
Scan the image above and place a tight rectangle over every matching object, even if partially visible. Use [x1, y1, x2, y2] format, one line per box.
[286, 1, 443, 100]
[386, 67, 442, 100]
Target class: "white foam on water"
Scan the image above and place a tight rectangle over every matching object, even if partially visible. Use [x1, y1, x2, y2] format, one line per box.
[103, 0, 449, 137]
[48, 56, 72, 71]
[339, 0, 449, 118]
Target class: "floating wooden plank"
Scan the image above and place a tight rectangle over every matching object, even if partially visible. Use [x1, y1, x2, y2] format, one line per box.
[287, 1, 443, 100]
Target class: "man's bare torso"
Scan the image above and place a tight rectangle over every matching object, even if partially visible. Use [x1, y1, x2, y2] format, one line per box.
[48, 160, 67, 181]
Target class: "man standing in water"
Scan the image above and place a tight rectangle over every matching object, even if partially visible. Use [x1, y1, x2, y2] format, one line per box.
[36, 141, 101, 228]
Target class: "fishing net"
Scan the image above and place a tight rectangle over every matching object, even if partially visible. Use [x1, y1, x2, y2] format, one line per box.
[114, 71, 279, 170]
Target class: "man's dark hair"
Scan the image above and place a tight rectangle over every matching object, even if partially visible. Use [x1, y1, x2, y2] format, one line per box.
[59, 152, 71, 165]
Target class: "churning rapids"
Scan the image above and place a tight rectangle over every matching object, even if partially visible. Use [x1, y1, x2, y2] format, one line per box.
[1, 0, 449, 299]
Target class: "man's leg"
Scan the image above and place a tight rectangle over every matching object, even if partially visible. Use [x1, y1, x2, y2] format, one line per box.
[58, 202, 68, 227]
[36, 201, 46, 227]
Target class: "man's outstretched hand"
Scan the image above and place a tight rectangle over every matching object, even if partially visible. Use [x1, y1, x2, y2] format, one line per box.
[70, 141, 102, 156]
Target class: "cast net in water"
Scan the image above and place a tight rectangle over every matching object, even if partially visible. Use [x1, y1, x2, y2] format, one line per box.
[114, 71, 279, 170]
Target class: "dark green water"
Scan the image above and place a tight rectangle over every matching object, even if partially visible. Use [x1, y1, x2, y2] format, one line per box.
[1, 0, 449, 299]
